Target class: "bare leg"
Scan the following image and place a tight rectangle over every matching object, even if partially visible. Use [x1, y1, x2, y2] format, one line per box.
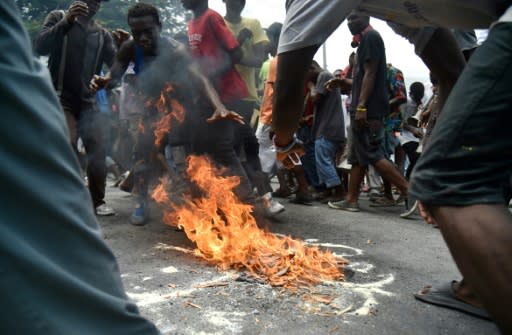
[373, 158, 408, 195]
[346, 165, 366, 203]
[273, 46, 318, 146]
[428, 204, 512, 333]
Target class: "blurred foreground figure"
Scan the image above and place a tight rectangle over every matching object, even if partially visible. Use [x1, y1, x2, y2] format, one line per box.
[0, 2, 160, 334]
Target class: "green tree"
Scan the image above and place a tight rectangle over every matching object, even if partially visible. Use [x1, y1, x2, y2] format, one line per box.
[16, 0, 189, 38]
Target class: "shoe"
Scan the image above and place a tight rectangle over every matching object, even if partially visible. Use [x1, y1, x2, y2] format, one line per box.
[95, 203, 115, 216]
[400, 200, 418, 219]
[130, 202, 148, 226]
[395, 193, 407, 204]
[368, 192, 383, 203]
[290, 192, 314, 205]
[328, 199, 360, 212]
[272, 188, 293, 198]
[369, 197, 396, 207]
[263, 193, 285, 217]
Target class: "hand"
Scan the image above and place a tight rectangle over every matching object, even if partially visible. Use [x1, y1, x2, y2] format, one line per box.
[112, 29, 131, 47]
[237, 28, 253, 45]
[207, 107, 244, 124]
[90, 74, 111, 93]
[355, 109, 368, 128]
[66, 1, 89, 23]
[325, 78, 350, 92]
[418, 201, 436, 225]
[276, 140, 305, 169]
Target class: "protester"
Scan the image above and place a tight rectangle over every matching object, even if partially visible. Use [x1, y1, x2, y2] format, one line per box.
[91, 2, 244, 224]
[223, 0, 285, 216]
[34, 0, 116, 216]
[398, 82, 424, 182]
[307, 61, 346, 203]
[411, 6, 512, 332]
[326, 14, 408, 212]
[255, 22, 313, 205]
[0, 2, 160, 333]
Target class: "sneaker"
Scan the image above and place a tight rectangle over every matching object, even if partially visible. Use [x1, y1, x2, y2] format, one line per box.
[130, 202, 147, 226]
[328, 199, 360, 212]
[95, 203, 115, 216]
[290, 192, 314, 206]
[400, 200, 418, 219]
[262, 193, 285, 217]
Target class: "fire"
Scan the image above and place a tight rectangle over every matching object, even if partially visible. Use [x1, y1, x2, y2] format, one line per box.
[150, 83, 186, 146]
[152, 155, 347, 289]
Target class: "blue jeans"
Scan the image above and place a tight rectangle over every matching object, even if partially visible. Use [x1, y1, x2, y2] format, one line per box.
[315, 137, 343, 188]
[297, 125, 321, 190]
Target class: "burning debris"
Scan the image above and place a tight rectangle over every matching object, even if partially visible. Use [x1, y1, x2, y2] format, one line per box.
[152, 155, 348, 290]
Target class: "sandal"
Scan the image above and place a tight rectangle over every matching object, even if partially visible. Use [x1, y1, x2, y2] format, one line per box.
[369, 196, 396, 207]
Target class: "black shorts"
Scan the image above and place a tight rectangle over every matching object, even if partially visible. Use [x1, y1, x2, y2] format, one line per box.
[410, 22, 512, 206]
[348, 117, 386, 166]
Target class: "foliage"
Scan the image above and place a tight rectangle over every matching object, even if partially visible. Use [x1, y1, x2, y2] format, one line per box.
[15, 0, 189, 38]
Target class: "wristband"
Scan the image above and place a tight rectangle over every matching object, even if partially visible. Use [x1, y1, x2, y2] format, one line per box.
[356, 106, 367, 113]
[272, 135, 299, 153]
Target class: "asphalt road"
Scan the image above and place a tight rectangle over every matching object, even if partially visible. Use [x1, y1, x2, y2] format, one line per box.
[98, 179, 500, 335]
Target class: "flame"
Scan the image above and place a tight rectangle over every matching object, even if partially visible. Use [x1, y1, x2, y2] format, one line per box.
[150, 83, 186, 146]
[152, 155, 347, 290]
[138, 119, 145, 134]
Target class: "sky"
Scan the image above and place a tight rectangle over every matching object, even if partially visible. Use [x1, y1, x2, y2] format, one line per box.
[209, 0, 431, 87]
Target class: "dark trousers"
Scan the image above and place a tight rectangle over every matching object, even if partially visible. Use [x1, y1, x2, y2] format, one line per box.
[229, 100, 272, 196]
[185, 107, 254, 203]
[62, 101, 107, 208]
[402, 141, 420, 180]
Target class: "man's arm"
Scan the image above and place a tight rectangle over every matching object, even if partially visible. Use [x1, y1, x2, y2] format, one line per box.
[358, 60, 378, 108]
[355, 59, 378, 127]
[33, 11, 72, 55]
[34, 2, 89, 55]
[237, 20, 269, 68]
[208, 13, 243, 79]
[186, 59, 243, 124]
[90, 41, 133, 92]
[238, 41, 267, 68]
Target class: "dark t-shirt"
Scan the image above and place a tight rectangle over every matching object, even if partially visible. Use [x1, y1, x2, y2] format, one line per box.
[350, 29, 389, 119]
[313, 71, 345, 142]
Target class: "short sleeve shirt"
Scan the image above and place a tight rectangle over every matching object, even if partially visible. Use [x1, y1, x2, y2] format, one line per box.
[313, 71, 345, 141]
[351, 29, 389, 119]
[188, 9, 248, 103]
[224, 17, 269, 101]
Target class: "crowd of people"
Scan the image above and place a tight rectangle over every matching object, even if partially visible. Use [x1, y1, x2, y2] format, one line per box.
[2, 0, 511, 333]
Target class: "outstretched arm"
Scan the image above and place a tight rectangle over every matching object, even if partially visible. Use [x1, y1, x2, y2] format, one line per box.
[188, 61, 243, 124]
[90, 41, 133, 93]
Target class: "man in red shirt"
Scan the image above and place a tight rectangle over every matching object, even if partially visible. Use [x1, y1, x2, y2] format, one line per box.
[181, 0, 256, 205]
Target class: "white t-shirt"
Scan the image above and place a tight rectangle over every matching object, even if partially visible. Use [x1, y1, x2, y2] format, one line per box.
[279, 0, 502, 53]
